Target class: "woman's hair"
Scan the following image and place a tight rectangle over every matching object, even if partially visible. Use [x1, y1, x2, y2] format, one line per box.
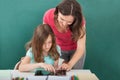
[54, 0, 86, 41]
[25, 24, 59, 62]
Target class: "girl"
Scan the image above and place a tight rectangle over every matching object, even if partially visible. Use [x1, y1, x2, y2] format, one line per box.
[18, 24, 60, 75]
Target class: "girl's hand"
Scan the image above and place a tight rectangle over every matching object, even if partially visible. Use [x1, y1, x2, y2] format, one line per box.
[39, 63, 55, 73]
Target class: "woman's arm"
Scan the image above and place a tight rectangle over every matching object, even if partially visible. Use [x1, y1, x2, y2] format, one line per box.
[60, 25, 86, 71]
[68, 32, 86, 70]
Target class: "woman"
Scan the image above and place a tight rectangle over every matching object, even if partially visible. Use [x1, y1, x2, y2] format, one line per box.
[43, 0, 86, 71]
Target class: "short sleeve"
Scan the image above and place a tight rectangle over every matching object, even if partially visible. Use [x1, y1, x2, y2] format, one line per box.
[43, 8, 55, 24]
[26, 48, 33, 60]
[56, 45, 61, 56]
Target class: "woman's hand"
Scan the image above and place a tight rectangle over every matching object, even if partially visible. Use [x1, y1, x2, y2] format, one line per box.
[58, 62, 72, 71]
[39, 63, 55, 73]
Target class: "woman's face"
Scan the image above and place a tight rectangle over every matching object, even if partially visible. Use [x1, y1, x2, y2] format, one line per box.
[57, 12, 74, 29]
[42, 35, 52, 53]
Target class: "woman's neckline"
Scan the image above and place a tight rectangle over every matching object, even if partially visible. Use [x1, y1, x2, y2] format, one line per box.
[54, 20, 70, 33]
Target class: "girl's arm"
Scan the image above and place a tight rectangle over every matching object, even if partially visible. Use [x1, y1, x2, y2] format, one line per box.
[18, 56, 41, 72]
[19, 56, 56, 72]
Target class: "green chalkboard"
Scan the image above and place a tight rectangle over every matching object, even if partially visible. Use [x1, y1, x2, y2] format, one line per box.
[83, 0, 120, 80]
[0, 0, 120, 80]
[0, 0, 60, 68]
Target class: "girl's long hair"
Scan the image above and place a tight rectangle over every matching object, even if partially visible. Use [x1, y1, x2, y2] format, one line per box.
[25, 24, 59, 62]
[54, 0, 86, 41]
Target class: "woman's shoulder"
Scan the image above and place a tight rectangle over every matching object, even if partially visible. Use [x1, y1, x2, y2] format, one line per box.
[44, 8, 55, 17]
[46, 8, 55, 13]
[43, 8, 55, 25]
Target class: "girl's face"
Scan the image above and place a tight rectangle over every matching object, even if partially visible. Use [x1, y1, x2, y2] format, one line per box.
[57, 12, 74, 29]
[42, 35, 52, 54]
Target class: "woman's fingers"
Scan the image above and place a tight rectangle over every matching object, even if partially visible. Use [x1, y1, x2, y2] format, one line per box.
[58, 63, 71, 71]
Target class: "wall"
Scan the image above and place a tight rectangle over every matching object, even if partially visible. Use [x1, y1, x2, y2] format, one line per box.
[0, 0, 120, 80]
[83, 0, 120, 80]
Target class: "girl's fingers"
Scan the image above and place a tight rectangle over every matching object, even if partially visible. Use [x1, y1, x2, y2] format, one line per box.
[45, 64, 55, 73]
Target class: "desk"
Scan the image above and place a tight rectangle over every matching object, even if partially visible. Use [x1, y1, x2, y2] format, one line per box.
[0, 69, 99, 80]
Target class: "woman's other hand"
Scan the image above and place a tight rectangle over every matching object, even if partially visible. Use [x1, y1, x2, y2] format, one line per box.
[58, 62, 72, 71]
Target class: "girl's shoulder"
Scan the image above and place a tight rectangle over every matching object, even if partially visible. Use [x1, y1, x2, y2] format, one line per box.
[56, 45, 61, 56]
[26, 48, 34, 58]
[26, 48, 35, 63]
